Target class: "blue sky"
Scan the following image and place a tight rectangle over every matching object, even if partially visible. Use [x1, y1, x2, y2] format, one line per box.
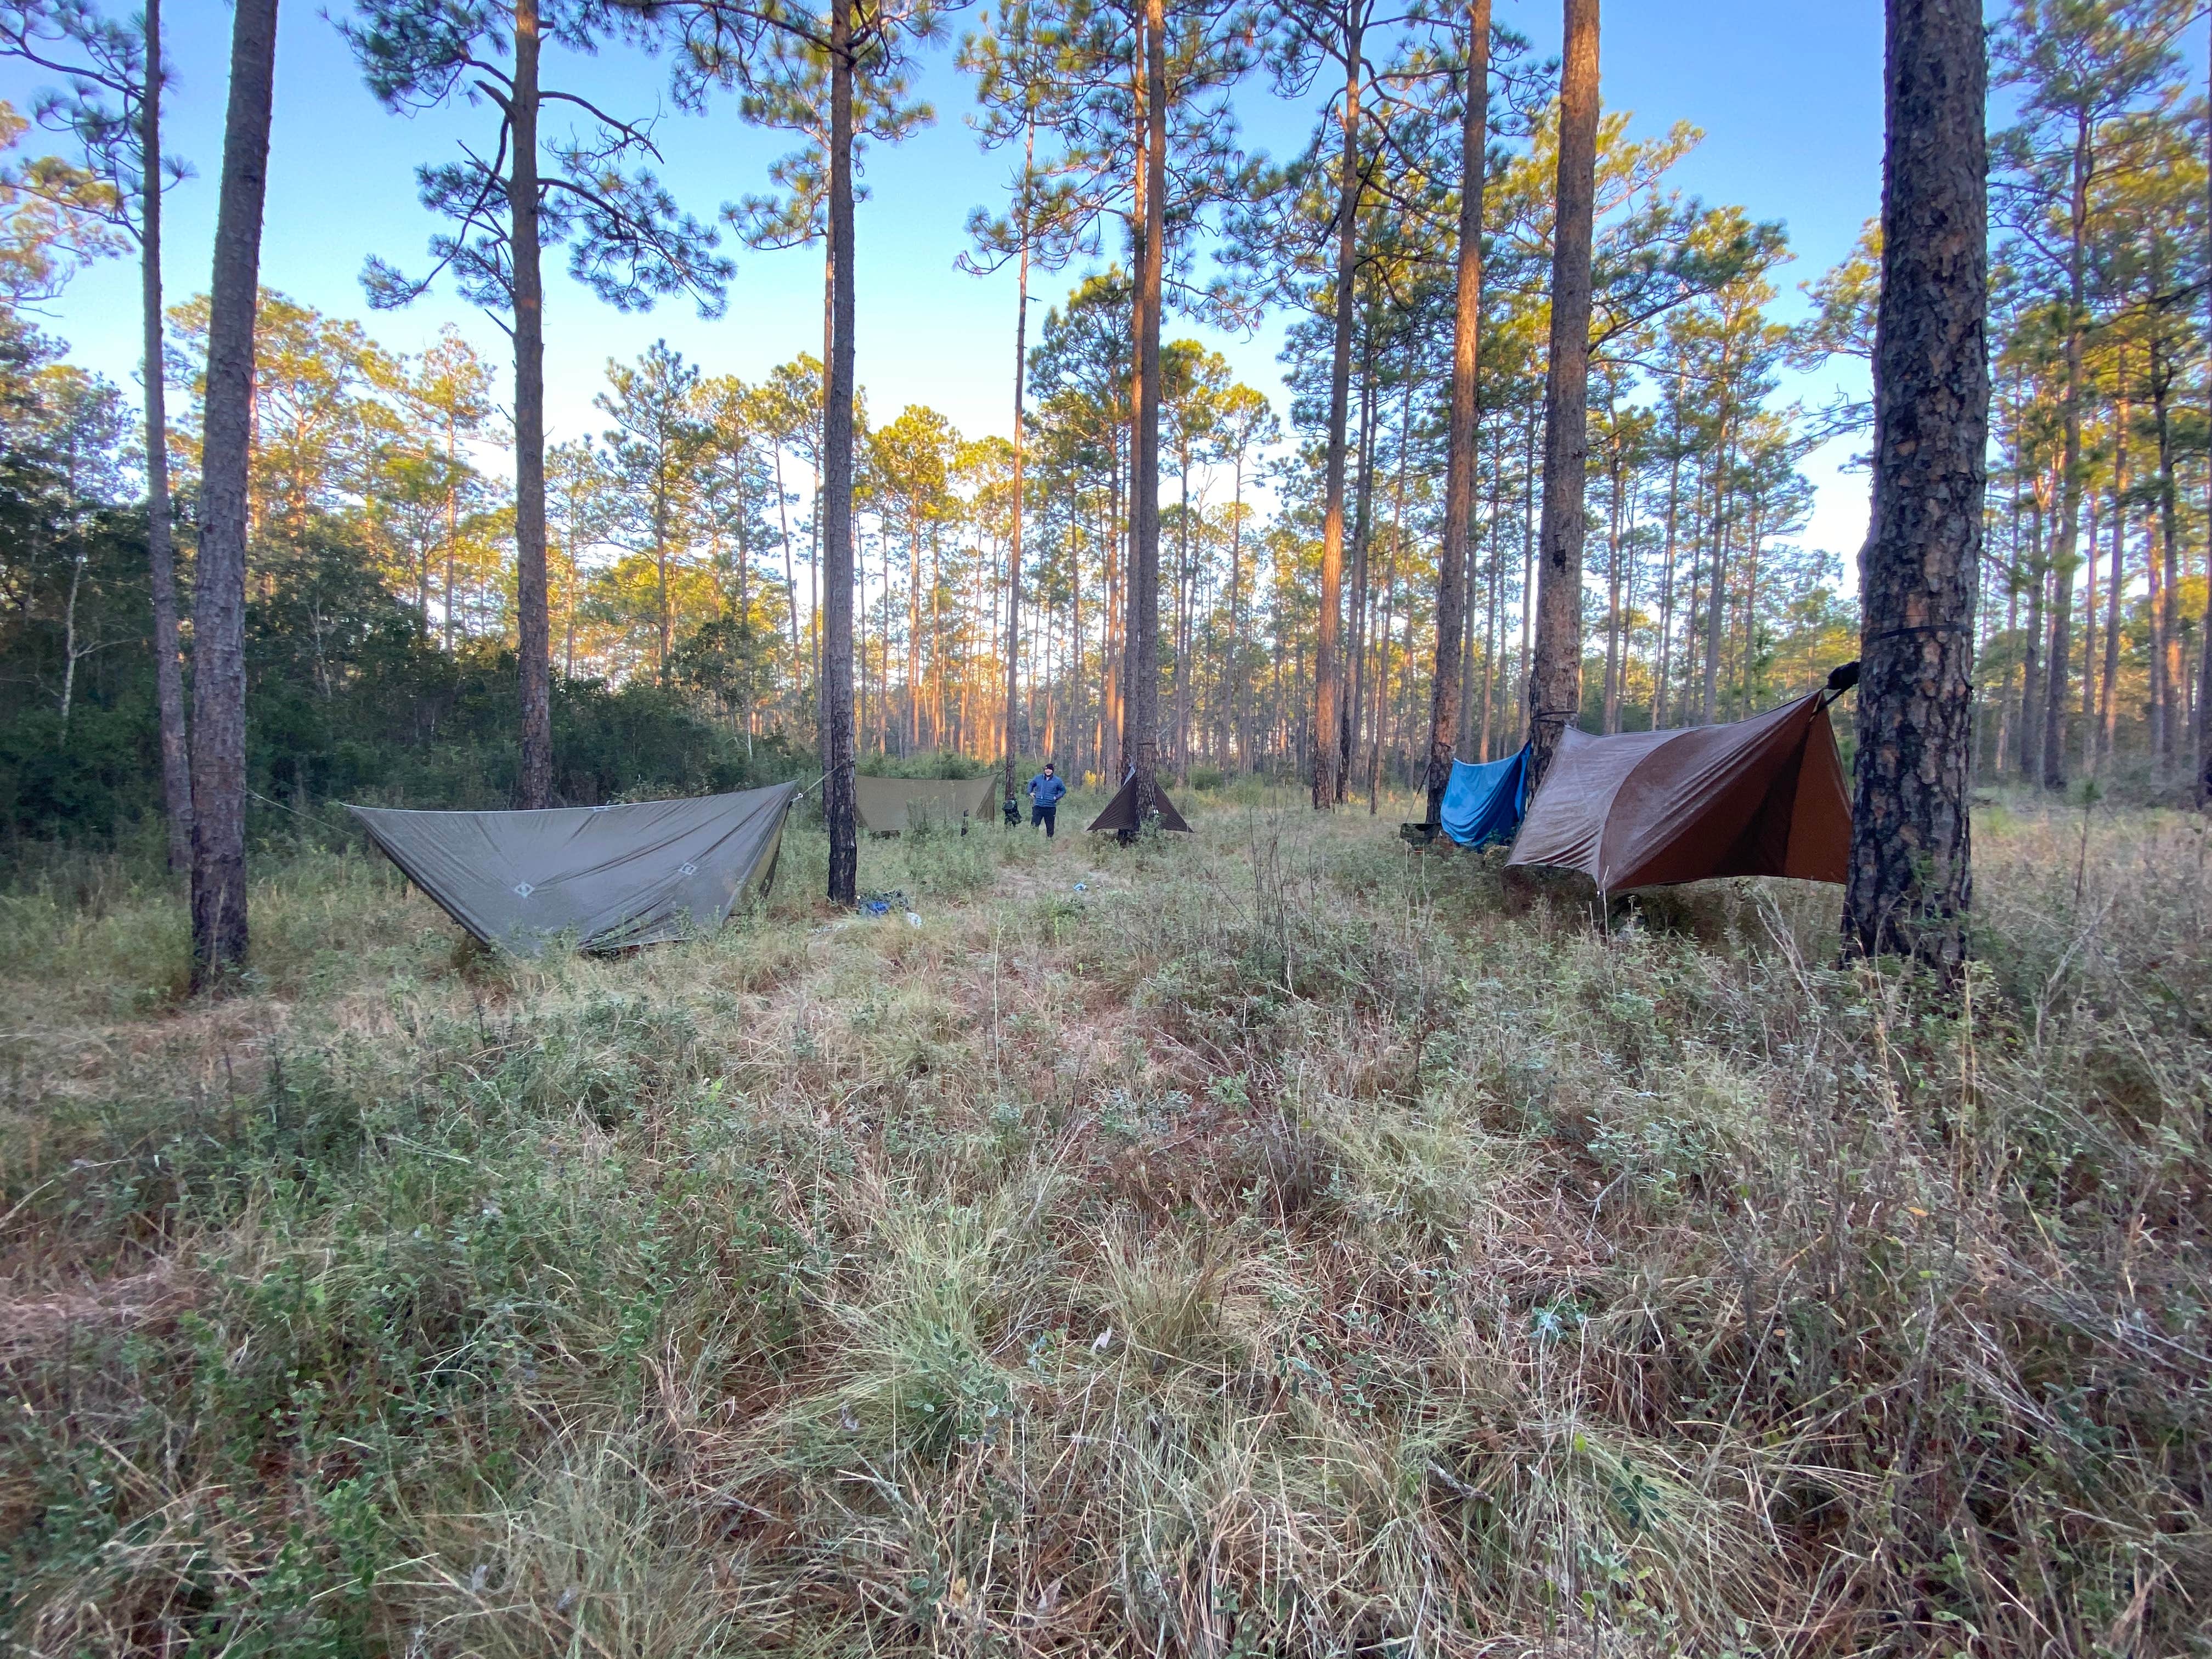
[5, 0, 1892, 558]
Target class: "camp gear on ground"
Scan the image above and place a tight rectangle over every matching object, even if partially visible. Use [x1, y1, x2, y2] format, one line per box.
[1086, 776, 1193, 834]
[349, 782, 798, 956]
[1002, 793, 1021, 826]
[1026, 770, 1067, 807]
[859, 887, 910, 917]
[851, 774, 996, 833]
[1504, 690, 1849, 891]
[1438, 746, 1530, 848]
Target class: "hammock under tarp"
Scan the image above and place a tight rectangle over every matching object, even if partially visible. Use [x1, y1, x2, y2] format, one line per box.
[852, 774, 997, 833]
[1438, 746, 1530, 848]
[1504, 690, 1849, 891]
[1087, 775, 1193, 833]
[349, 782, 798, 956]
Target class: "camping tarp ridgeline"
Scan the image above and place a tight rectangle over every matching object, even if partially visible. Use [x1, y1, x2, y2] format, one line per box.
[852, 774, 998, 833]
[1438, 747, 1529, 848]
[1505, 690, 1849, 890]
[349, 782, 799, 956]
[1087, 775, 1193, 834]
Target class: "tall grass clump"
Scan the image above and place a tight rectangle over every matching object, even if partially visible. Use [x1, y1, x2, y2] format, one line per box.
[2, 796, 2205, 1655]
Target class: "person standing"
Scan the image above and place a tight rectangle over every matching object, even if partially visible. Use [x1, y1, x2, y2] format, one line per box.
[1026, 762, 1067, 838]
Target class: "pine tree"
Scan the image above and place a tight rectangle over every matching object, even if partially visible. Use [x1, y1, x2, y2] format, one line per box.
[1844, 0, 1987, 972]
[1525, 0, 1597, 788]
[187, 0, 278, 987]
[344, 0, 730, 808]
[1424, 0, 1490, 821]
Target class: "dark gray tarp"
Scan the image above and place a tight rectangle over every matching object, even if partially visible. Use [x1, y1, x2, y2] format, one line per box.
[1086, 776, 1193, 833]
[349, 782, 799, 955]
[852, 774, 997, 833]
[1505, 691, 1849, 890]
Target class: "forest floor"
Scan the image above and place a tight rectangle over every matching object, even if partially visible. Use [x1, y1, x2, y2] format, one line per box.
[2, 784, 2209, 1657]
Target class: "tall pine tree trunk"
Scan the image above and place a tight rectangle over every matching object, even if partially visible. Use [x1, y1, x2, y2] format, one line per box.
[1229, 454, 1247, 766]
[2041, 540, 2074, 788]
[2200, 16, 2212, 806]
[143, 0, 191, 871]
[2103, 388, 2129, 763]
[822, 0, 859, 902]
[512, 0, 552, 806]
[1342, 355, 1376, 800]
[1311, 7, 1362, 809]
[189, 0, 279, 988]
[1602, 417, 1624, 732]
[1845, 0, 1984, 972]
[1419, 0, 1485, 824]
[1125, 0, 1166, 822]
[1527, 0, 1598, 787]
[1003, 145, 1030, 807]
[2153, 348, 2183, 776]
[2041, 115, 2091, 792]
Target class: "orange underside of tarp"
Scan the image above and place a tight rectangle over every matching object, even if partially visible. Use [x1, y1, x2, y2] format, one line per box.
[1505, 691, 1849, 890]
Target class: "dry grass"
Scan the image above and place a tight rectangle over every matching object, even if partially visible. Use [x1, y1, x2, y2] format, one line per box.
[2, 786, 2208, 1656]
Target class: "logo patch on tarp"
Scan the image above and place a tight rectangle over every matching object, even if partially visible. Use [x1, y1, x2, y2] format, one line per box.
[512, 882, 534, 897]
[679, 862, 698, 876]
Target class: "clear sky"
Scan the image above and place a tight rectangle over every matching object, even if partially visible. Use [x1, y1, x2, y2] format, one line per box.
[3, 0, 1891, 561]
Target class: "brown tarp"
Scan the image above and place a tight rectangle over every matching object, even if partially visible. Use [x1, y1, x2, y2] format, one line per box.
[1086, 776, 1193, 833]
[349, 782, 798, 956]
[1505, 690, 1849, 890]
[852, 774, 998, 833]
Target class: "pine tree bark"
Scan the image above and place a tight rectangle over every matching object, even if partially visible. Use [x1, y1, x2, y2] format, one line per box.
[511, 0, 551, 807]
[1526, 0, 1598, 787]
[822, 0, 859, 902]
[2016, 484, 2045, 776]
[1342, 354, 1375, 801]
[1003, 168, 1029, 806]
[2039, 112, 2092, 792]
[2040, 535, 2073, 789]
[1311, 5, 1363, 809]
[143, 0, 191, 872]
[189, 0, 279, 988]
[2103, 383, 2130, 763]
[1844, 0, 1984, 972]
[1124, 0, 1166, 824]
[2152, 347, 2182, 776]
[2201, 14, 2212, 806]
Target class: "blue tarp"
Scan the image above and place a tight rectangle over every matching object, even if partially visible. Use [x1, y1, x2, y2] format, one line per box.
[1438, 747, 1529, 848]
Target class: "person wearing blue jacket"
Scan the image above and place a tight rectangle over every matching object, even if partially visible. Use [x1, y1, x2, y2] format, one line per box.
[1025, 763, 1068, 837]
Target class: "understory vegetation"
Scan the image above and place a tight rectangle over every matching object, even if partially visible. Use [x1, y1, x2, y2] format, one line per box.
[3, 793, 2208, 1656]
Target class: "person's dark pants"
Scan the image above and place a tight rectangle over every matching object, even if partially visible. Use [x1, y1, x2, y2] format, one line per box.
[1031, 802, 1058, 838]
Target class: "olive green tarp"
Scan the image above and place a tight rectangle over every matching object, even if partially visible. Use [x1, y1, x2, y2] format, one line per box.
[852, 774, 998, 833]
[348, 782, 799, 956]
[1086, 775, 1193, 833]
[1504, 690, 1849, 891]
